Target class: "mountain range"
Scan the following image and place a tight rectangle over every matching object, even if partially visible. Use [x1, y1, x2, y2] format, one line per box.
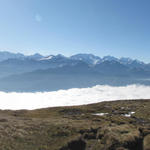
[0, 51, 150, 92]
[0, 51, 145, 65]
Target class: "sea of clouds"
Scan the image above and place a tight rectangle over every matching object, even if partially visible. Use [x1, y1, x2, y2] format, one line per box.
[0, 84, 150, 110]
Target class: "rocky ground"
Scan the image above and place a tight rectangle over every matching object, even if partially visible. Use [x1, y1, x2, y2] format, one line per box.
[0, 100, 150, 150]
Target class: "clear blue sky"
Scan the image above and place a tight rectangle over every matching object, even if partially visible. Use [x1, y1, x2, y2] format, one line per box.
[0, 0, 150, 62]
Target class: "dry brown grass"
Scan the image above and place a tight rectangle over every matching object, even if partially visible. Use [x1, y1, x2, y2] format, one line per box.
[0, 100, 149, 150]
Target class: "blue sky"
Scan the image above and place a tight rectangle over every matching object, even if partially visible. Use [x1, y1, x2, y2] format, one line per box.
[0, 0, 150, 62]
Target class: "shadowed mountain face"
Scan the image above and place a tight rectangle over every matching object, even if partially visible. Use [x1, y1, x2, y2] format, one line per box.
[0, 61, 150, 92]
[0, 57, 81, 78]
[0, 52, 150, 92]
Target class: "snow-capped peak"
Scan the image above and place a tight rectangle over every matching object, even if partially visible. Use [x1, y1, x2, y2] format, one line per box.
[70, 53, 101, 65]
[39, 55, 55, 60]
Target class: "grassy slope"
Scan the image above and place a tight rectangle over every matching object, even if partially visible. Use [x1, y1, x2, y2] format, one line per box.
[0, 100, 150, 150]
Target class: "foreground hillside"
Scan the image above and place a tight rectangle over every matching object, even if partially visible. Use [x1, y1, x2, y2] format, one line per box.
[0, 100, 150, 150]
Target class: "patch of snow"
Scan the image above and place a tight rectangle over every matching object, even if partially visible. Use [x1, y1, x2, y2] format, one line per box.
[123, 112, 135, 117]
[93, 113, 108, 116]
[40, 55, 54, 60]
[93, 59, 99, 64]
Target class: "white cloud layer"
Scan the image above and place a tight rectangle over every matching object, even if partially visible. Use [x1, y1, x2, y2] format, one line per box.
[0, 84, 150, 110]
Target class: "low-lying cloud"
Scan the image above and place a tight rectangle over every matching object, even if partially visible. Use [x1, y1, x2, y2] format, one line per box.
[0, 84, 150, 110]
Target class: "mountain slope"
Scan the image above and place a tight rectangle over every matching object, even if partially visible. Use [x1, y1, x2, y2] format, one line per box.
[0, 51, 149, 92]
[0, 61, 150, 92]
[0, 51, 25, 61]
[0, 56, 81, 78]
[70, 53, 101, 65]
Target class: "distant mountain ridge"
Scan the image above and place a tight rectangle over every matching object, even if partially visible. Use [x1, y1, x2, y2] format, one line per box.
[0, 51, 148, 78]
[0, 52, 148, 77]
[0, 51, 149, 92]
[0, 51, 146, 65]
